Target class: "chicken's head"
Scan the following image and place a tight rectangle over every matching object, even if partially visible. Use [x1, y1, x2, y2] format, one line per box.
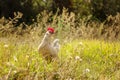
[47, 27, 54, 34]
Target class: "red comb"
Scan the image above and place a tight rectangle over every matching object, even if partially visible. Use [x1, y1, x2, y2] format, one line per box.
[47, 27, 54, 34]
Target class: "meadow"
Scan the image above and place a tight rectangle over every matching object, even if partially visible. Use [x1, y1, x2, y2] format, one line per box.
[0, 9, 120, 80]
[0, 36, 120, 80]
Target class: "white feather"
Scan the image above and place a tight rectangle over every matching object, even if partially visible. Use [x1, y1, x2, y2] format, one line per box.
[38, 31, 60, 59]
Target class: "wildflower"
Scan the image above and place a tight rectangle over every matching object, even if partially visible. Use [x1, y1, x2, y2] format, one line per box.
[75, 56, 82, 61]
[4, 44, 9, 48]
[83, 68, 90, 74]
[85, 68, 90, 73]
[75, 56, 80, 60]
[13, 70, 17, 73]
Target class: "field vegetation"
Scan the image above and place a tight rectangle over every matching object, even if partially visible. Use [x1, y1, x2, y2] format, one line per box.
[0, 8, 120, 80]
[0, 37, 120, 80]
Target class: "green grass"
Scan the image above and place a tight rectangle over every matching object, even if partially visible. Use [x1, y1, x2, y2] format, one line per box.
[0, 38, 120, 80]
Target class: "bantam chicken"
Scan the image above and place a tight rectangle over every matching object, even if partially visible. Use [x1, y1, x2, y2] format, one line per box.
[38, 27, 60, 61]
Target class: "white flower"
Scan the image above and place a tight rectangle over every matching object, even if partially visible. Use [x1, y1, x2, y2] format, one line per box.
[79, 42, 83, 46]
[75, 56, 82, 61]
[83, 68, 90, 74]
[4, 44, 9, 48]
[75, 56, 80, 60]
[85, 68, 90, 73]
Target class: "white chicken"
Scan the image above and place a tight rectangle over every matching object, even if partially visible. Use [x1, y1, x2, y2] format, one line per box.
[38, 27, 60, 61]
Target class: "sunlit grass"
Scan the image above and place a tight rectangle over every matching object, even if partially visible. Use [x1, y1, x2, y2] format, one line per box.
[0, 38, 120, 80]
